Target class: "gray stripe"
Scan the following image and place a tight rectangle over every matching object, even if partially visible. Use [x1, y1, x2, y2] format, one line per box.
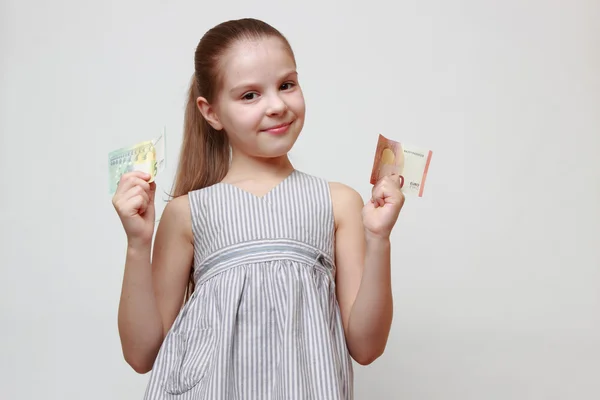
[143, 170, 353, 399]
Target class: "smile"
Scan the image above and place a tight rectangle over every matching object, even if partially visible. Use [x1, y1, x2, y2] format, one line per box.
[261, 121, 293, 135]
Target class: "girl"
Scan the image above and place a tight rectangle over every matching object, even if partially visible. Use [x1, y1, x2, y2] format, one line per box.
[112, 18, 404, 400]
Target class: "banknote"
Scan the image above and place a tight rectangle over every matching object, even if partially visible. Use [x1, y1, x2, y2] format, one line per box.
[370, 134, 433, 197]
[108, 127, 166, 194]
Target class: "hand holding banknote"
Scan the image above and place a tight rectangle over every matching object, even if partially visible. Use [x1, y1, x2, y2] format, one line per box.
[363, 173, 405, 239]
[362, 134, 433, 238]
[108, 128, 166, 246]
[111, 171, 157, 248]
[108, 128, 166, 194]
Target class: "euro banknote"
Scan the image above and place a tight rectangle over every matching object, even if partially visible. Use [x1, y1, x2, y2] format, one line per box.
[370, 134, 433, 197]
[108, 127, 166, 194]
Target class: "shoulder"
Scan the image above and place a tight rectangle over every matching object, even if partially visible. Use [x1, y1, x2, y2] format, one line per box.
[158, 195, 192, 240]
[293, 170, 364, 225]
[164, 194, 190, 218]
[295, 170, 362, 203]
[328, 182, 365, 229]
[328, 181, 363, 202]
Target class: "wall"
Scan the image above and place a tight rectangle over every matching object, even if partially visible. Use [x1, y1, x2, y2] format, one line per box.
[1, 0, 599, 398]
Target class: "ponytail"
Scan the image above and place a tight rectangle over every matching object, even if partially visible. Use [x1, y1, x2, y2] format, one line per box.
[171, 73, 230, 302]
[172, 74, 230, 198]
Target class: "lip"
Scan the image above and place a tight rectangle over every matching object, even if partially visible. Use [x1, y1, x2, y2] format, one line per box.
[261, 121, 293, 135]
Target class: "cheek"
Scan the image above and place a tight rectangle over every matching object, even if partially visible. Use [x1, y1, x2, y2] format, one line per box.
[224, 105, 261, 130]
[289, 94, 306, 117]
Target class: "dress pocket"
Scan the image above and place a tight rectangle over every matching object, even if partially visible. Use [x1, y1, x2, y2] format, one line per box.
[163, 328, 215, 395]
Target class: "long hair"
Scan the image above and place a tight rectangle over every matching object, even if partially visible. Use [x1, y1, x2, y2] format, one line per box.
[172, 18, 295, 302]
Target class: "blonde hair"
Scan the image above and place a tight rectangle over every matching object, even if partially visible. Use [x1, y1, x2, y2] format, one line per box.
[171, 18, 296, 301]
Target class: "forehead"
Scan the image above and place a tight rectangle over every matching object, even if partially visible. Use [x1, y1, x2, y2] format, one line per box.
[218, 37, 296, 89]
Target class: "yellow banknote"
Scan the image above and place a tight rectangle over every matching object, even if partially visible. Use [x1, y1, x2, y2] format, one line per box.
[108, 127, 166, 194]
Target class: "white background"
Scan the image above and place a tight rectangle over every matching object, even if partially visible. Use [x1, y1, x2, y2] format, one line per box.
[1, 0, 599, 399]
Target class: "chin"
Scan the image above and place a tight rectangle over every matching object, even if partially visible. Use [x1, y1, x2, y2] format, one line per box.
[260, 145, 295, 159]
[260, 131, 301, 156]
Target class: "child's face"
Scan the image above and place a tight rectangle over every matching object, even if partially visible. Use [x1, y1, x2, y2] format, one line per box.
[206, 37, 305, 159]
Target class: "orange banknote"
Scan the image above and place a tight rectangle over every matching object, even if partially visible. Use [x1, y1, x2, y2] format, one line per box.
[370, 134, 433, 197]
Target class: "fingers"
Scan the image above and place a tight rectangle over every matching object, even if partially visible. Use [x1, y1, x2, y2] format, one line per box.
[116, 172, 151, 194]
[371, 186, 386, 207]
[371, 184, 386, 207]
[112, 172, 154, 214]
[128, 192, 148, 215]
[388, 173, 402, 186]
[123, 184, 150, 204]
[373, 197, 385, 207]
[371, 174, 404, 207]
[371, 180, 384, 207]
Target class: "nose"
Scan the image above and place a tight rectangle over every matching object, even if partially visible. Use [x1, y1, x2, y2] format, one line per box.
[265, 92, 288, 116]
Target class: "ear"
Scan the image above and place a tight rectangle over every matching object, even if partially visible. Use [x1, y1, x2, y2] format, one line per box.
[196, 96, 224, 131]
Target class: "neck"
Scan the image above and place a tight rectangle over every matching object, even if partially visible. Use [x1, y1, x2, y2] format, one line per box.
[225, 148, 294, 183]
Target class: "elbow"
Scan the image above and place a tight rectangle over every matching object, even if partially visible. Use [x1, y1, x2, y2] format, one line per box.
[354, 356, 376, 366]
[353, 349, 383, 366]
[351, 343, 386, 366]
[130, 362, 152, 375]
[346, 328, 391, 366]
[123, 352, 153, 374]
[118, 330, 162, 374]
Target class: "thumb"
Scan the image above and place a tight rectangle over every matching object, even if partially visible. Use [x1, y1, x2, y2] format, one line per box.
[389, 173, 404, 188]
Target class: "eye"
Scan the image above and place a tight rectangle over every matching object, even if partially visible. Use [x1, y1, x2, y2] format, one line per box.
[280, 82, 295, 90]
[242, 92, 258, 101]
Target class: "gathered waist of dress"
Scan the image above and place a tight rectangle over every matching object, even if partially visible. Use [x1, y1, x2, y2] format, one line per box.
[193, 239, 335, 285]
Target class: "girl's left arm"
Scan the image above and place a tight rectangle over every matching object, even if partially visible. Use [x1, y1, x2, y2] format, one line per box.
[330, 175, 404, 365]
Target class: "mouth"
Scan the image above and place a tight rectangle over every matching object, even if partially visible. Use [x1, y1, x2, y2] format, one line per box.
[261, 120, 293, 135]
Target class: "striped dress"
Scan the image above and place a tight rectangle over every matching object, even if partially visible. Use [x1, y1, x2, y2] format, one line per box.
[143, 170, 354, 399]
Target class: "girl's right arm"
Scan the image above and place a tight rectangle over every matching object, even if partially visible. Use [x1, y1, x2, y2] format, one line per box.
[113, 172, 194, 374]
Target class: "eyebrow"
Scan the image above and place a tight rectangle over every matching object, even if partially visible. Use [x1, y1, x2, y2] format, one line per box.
[229, 70, 298, 94]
